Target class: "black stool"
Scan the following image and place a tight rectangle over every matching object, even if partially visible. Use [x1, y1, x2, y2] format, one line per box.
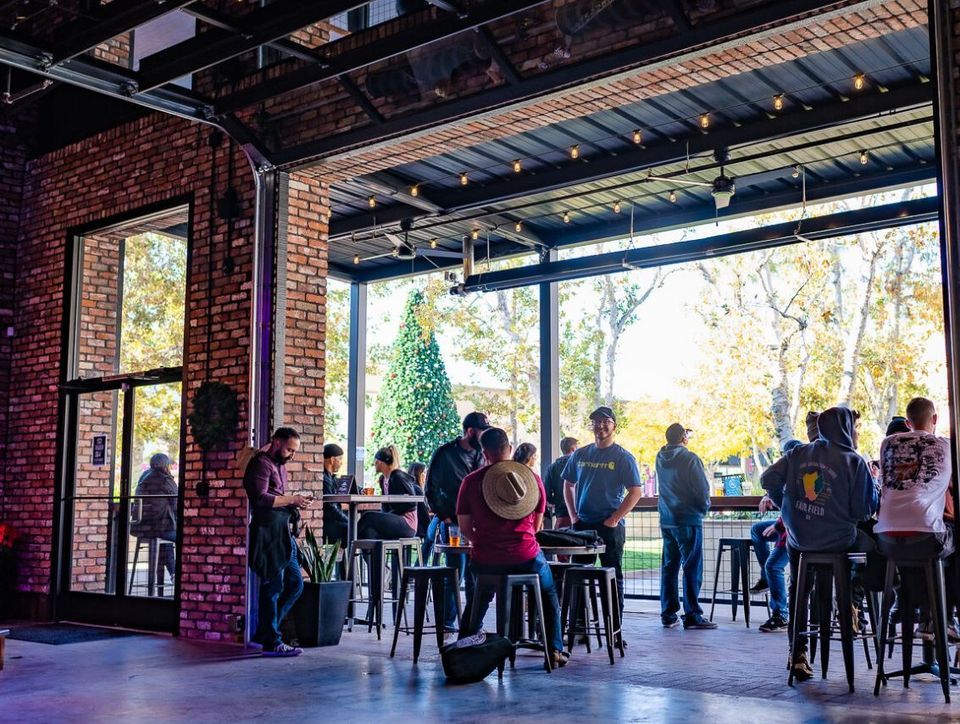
[390, 566, 461, 663]
[788, 551, 870, 692]
[710, 538, 753, 627]
[807, 560, 881, 674]
[561, 566, 624, 665]
[128, 536, 175, 597]
[348, 539, 408, 639]
[875, 554, 956, 703]
[468, 573, 553, 673]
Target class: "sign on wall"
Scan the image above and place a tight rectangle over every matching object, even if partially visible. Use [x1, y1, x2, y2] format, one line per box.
[92, 435, 107, 466]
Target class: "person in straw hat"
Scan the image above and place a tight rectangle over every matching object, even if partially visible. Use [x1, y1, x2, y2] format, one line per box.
[456, 427, 568, 667]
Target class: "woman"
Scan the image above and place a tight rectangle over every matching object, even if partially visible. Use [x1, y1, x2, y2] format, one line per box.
[513, 442, 537, 470]
[357, 445, 419, 540]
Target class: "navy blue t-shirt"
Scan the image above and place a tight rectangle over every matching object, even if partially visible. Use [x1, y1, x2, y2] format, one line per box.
[561, 443, 641, 525]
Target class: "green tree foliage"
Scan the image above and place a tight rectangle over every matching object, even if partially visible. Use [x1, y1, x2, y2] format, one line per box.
[370, 289, 461, 466]
[323, 280, 351, 441]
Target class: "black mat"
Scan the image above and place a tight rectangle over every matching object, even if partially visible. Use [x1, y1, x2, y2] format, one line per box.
[6, 623, 142, 645]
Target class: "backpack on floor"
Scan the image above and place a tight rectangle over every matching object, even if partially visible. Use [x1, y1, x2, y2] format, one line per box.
[440, 632, 514, 684]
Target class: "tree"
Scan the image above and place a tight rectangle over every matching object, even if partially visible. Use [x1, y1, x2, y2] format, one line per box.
[323, 280, 351, 441]
[370, 289, 461, 466]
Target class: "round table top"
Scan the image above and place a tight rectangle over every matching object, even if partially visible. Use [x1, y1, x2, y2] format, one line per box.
[434, 543, 606, 556]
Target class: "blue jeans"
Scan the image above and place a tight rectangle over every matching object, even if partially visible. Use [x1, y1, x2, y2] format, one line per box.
[661, 525, 704, 620]
[421, 515, 440, 563]
[750, 519, 789, 616]
[440, 521, 471, 629]
[464, 551, 564, 654]
[254, 537, 304, 649]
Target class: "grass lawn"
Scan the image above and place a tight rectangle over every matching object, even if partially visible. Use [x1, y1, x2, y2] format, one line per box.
[623, 538, 661, 572]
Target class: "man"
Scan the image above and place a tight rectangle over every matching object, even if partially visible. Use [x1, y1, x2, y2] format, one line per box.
[875, 397, 956, 641]
[243, 427, 315, 657]
[321, 443, 349, 548]
[457, 427, 568, 667]
[425, 411, 490, 631]
[656, 423, 716, 630]
[762, 407, 878, 681]
[562, 406, 643, 624]
[544, 437, 578, 530]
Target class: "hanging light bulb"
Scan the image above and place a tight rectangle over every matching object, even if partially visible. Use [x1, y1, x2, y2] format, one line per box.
[853, 72, 866, 91]
[430, 238, 438, 249]
[773, 94, 784, 111]
[570, 144, 580, 160]
[471, 228, 480, 240]
[410, 184, 419, 197]
[632, 129, 642, 144]
[368, 195, 376, 208]
[563, 210, 571, 223]
[514, 220, 522, 232]
[668, 190, 678, 203]
[353, 254, 361, 265]
[512, 159, 522, 174]
[613, 200, 622, 214]
[699, 113, 710, 129]
[459, 172, 468, 186]
[859, 150, 869, 165]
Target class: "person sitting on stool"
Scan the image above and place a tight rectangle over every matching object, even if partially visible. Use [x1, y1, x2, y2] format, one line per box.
[322, 443, 349, 548]
[130, 453, 178, 586]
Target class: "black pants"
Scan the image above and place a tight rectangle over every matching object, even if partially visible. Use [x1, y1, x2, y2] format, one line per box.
[877, 526, 957, 615]
[572, 520, 627, 618]
[323, 516, 349, 548]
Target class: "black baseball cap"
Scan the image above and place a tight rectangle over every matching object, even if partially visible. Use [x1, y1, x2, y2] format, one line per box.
[589, 406, 616, 424]
[462, 412, 491, 431]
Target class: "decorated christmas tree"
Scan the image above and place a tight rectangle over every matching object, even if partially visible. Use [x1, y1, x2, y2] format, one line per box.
[371, 289, 461, 466]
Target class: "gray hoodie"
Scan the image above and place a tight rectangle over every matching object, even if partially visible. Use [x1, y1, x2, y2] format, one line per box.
[761, 407, 878, 552]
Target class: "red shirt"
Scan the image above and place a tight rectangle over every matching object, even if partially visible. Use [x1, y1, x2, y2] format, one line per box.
[456, 464, 546, 566]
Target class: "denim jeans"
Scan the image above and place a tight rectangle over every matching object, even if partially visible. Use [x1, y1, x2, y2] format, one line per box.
[660, 525, 704, 620]
[572, 520, 627, 618]
[463, 551, 564, 654]
[421, 515, 440, 563]
[750, 519, 789, 616]
[255, 537, 304, 649]
[440, 521, 471, 629]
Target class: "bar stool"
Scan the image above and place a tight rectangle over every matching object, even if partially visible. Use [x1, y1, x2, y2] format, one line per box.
[468, 573, 553, 673]
[807, 565, 881, 672]
[874, 554, 954, 703]
[788, 550, 870, 692]
[561, 566, 624, 665]
[348, 539, 408, 639]
[709, 538, 754, 627]
[390, 566, 461, 663]
[128, 536, 175, 596]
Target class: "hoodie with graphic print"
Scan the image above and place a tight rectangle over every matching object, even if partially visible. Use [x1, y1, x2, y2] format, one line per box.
[761, 407, 878, 552]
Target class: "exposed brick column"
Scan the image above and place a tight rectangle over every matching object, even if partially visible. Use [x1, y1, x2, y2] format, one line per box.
[275, 172, 330, 536]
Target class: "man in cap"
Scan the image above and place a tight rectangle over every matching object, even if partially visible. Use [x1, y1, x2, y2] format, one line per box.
[321, 443, 348, 548]
[656, 423, 715, 629]
[562, 406, 643, 624]
[425, 411, 490, 631]
[457, 427, 567, 667]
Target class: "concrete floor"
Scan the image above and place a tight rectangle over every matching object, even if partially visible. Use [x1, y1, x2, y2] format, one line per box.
[2, 600, 959, 723]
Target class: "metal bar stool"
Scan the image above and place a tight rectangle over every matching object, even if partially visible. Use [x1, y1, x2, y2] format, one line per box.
[348, 539, 408, 639]
[710, 538, 754, 627]
[390, 566, 461, 663]
[561, 566, 624, 665]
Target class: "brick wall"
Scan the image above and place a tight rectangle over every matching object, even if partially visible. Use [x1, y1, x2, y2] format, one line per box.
[8, 113, 257, 641]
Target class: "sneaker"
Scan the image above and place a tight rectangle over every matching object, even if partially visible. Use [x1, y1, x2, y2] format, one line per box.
[662, 615, 680, 628]
[262, 642, 303, 657]
[551, 650, 570, 668]
[790, 652, 814, 682]
[759, 614, 789, 633]
[750, 579, 770, 593]
[682, 615, 718, 630]
[915, 621, 935, 642]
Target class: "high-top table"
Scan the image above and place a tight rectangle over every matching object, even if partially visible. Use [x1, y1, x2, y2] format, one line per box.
[324, 494, 426, 551]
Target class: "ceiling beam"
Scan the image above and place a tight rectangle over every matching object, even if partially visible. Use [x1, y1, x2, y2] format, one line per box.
[136, 0, 368, 92]
[215, 0, 551, 114]
[51, 0, 198, 64]
[328, 82, 933, 239]
[272, 0, 879, 167]
[475, 26, 521, 85]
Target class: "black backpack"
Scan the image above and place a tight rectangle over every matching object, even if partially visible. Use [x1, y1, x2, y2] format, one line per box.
[440, 632, 514, 684]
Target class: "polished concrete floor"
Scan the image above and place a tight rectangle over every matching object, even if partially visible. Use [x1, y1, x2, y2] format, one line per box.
[2, 600, 959, 723]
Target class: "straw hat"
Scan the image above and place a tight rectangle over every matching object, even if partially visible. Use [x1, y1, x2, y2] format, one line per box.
[481, 461, 540, 520]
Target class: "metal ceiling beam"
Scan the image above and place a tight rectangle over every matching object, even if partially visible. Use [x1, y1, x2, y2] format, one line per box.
[216, 0, 551, 114]
[458, 195, 940, 292]
[273, 0, 880, 168]
[475, 26, 521, 85]
[52, 0, 198, 64]
[343, 163, 935, 283]
[328, 82, 933, 239]
[136, 0, 368, 92]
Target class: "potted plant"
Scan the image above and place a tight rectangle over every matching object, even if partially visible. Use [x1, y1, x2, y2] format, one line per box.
[292, 526, 351, 646]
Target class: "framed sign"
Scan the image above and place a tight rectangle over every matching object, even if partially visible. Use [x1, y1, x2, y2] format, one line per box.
[92, 435, 107, 466]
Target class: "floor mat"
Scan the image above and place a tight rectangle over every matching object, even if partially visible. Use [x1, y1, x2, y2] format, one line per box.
[6, 623, 142, 645]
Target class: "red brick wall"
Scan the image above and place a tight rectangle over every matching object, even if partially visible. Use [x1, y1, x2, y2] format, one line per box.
[8, 113, 256, 641]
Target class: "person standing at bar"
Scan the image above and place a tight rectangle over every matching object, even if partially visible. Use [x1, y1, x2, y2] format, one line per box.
[425, 411, 490, 633]
[545, 437, 578, 530]
[563, 406, 643, 629]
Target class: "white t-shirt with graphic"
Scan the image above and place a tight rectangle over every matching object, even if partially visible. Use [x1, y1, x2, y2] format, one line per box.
[875, 431, 951, 534]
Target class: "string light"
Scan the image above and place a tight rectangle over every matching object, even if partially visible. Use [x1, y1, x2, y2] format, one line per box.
[859, 150, 869, 165]
[471, 228, 480, 240]
[512, 159, 522, 173]
[430, 238, 438, 248]
[410, 184, 419, 197]
[773, 94, 784, 111]
[563, 211, 571, 223]
[459, 172, 469, 186]
[353, 254, 360, 264]
[514, 220, 522, 232]
[792, 165, 801, 178]
[699, 113, 710, 129]
[613, 200, 622, 213]
[668, 190, 677, 203]
[632, 129, 642, 144]
[570, 145, 580, 160]
[368, 195, 376, 208]
[853, 73, 866, 91]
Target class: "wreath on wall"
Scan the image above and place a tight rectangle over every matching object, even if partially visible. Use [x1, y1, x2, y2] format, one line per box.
[188, 381, 239, 451]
